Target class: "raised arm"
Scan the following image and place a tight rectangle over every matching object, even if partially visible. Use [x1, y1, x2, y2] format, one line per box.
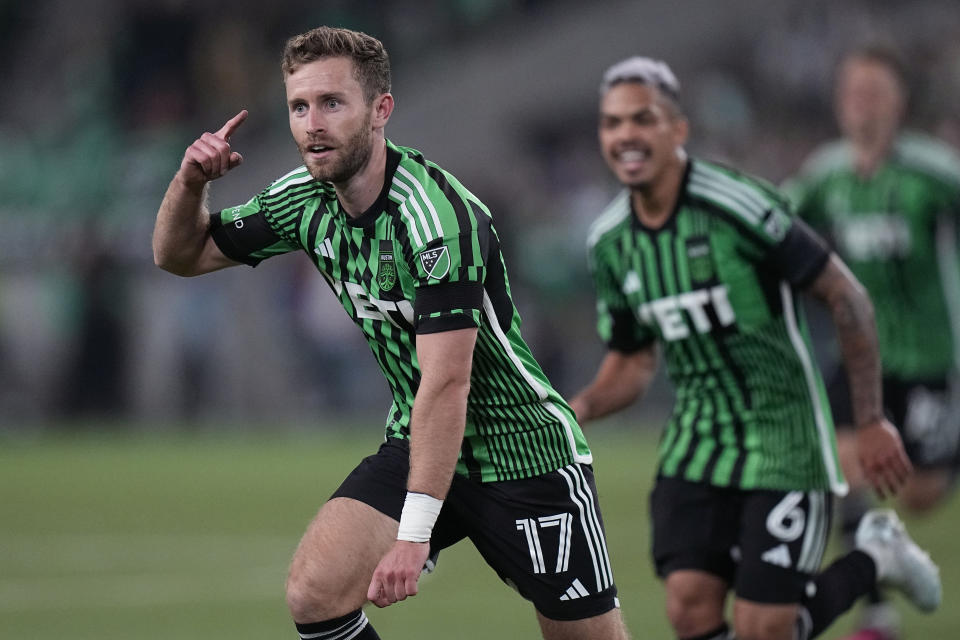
[805, 254, 912, 496]
[152, 110, 248, 276]
[569, 344, 658, 424]
[367, 326, 477, 607]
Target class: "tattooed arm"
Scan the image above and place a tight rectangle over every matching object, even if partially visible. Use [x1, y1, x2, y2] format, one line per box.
[806, 254, 912, 496]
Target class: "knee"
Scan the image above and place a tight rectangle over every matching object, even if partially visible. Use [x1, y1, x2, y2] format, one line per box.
[286, 563, 342, 622]
[664, 581, 724, 637]
[733, 604, 796, 640]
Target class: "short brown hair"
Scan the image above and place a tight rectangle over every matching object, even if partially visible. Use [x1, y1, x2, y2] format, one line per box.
[281, 26, 391, 102]
[843, 43, 909, 93]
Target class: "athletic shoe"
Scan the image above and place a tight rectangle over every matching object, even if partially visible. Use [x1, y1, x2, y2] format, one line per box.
[855, 509, 941, 613]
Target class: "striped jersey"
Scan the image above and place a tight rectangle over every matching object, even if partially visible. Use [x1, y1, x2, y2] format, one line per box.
[587, 159, 846, 493]
[209, 140, 591, 482]
[786, 132, 960, 380]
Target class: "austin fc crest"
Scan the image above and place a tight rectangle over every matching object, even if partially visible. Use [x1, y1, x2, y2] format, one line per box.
[686, 237, 714, 284]
[377, 241, 397, 291]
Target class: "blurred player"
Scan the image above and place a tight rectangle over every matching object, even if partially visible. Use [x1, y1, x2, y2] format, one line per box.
[152, 26, 629, 640]
[570, 56, 940, 640]
[786, 44, 960, 640]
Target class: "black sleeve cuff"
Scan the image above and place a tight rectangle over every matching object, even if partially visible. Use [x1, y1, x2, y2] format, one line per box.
[772, 219, 831, 288]
[208, 211, 271, 267]
[414, 281, 484, 318]
[606, 309, 651, 353]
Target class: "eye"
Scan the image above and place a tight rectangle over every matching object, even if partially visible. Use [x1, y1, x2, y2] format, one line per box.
[291, 102, 307, 115]
[325, 98, 340, 109]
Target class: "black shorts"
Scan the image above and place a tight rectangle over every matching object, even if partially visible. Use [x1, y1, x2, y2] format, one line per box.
[827, 367, 960, 469]
[650, 475, 833, 604]
[331, 438, 619, 621]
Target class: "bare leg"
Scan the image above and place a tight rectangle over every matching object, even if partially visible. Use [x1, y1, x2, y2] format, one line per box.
[664, 570, 728, 637]
[733, 600, 798, 640]
[286, 497, 398, 622]
[536, 607, 631, 640]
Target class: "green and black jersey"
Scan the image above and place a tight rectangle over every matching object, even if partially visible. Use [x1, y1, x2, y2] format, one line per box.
[588, 159, 846, 493]
[210, 140, 591, 482]
[786, 133, 960, 380]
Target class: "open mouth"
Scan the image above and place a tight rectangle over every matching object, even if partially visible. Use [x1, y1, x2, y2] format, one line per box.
[616, 148, 650, 170]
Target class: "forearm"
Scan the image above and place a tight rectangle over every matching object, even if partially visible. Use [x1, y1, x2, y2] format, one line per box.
[570, 348, 656, 423]
[153, 173, 213, 275]
[810, 256, 884, 427]
[831, 284, 884, 426]
[406, 376, 470, 500]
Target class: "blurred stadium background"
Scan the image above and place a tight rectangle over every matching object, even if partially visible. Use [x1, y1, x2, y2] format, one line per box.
[1, 0, 958, 638]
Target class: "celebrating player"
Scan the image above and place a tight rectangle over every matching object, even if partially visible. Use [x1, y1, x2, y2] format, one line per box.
[570, 56, 940, 640]
[786, 43, 960, 640]
[153, 26, 629, 640]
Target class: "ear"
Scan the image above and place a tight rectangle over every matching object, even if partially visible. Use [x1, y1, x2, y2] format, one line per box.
[372, 93, 394, 129]
[673, 116, 689, 147]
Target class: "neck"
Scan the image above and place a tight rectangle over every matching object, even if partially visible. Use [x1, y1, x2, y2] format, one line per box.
[631, 155, 686, 228]
[851, 130, 896, 178]
[335, 137, 387, 217]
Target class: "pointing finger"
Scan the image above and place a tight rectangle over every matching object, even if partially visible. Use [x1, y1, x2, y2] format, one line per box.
[215, 109, 248, 141]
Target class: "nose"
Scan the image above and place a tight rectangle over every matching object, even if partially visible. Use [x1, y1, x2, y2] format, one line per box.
[306, 108, 326, 135]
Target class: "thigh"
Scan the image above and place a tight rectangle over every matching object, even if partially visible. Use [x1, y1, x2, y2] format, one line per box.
[733, 599, 800, 640]
[650, 475, 739, 583]
[287, 439, 411, 618]
[734, 489, 832, 605]
[446, 464, 619, 622]
[287, 497, 399, 616]
[536, 607, 629, 640]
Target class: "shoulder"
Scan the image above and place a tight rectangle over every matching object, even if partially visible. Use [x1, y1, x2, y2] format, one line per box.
[795, 140, 852, 180]
[387, 142, 487, 246]
[389, 143, 476, 206]
[587, 190, 631, 252]
[260, 166, 331, 204]
[895, 132, 960, 190]
[687, 158, 790, 224]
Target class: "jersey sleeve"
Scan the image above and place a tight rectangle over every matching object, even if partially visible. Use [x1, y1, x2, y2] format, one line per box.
[589, 242, 655, 353]
[408, 194, 488, 335]
[781, 174, 829, 233]
[209, 191, 301, 267]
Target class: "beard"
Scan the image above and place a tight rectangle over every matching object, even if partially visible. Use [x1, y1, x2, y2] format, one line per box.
[303, 113, 373, 184]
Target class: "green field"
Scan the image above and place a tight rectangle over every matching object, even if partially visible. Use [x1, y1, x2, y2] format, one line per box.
[1, 423, 955, 639]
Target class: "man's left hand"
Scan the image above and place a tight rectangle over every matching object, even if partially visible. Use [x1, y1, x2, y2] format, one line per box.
[367, 540, 430, 608]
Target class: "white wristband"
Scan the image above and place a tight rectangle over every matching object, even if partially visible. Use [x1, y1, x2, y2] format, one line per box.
[397, 491, 443, 543]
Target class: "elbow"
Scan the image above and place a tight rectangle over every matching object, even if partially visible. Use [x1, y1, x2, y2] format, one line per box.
[153, 250, 199, 277]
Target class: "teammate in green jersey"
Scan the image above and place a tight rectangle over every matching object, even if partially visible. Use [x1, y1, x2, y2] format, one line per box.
[570, 56, 940, 640]
[786, 44, 960, 640]
[152, 26, 629, 640]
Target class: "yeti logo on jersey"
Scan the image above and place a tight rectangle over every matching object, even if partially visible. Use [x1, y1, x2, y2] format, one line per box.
[419, 246, 450, 280]
[834, 215, 911, 260]
[377, 241, 397, 292]
[636, 285, 736, 341]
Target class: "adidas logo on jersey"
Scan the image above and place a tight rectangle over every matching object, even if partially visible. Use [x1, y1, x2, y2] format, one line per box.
[559, 578, 590, 600]
[761, 543, 792, 568]
[314, 237, 334, 260]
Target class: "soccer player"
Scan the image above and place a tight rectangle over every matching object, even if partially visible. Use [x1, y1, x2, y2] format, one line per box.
[785, 44, 960, 640]
[569, 56, 940, 640]
[152, 26, 629, 640]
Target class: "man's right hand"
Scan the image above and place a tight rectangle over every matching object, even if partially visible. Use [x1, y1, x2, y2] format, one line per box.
[179, 110, 248, 188]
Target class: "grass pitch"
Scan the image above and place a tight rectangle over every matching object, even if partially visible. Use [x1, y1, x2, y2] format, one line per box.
[0, 422, 955, 639]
